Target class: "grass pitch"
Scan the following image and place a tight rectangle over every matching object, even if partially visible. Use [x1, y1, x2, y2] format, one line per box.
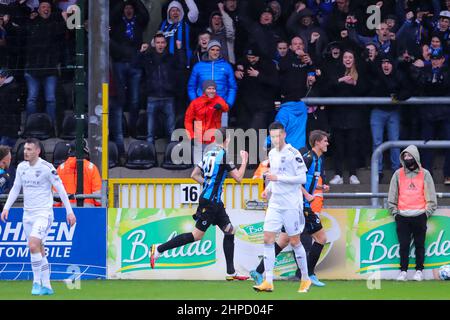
[0, 280, 449, 300]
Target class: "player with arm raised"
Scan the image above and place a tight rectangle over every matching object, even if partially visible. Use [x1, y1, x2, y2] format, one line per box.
[150, 128, 249, 280]
[1, 138, 76, 296]
[253, 121, 311, 293]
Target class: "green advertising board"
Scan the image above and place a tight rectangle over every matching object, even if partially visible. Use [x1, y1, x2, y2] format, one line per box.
[347, 209, 450, 276]
[108, 209, 216, 274]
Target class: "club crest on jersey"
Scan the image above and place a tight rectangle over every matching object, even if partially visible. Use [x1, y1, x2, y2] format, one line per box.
[35, 170, 42, 178]
[281, 156, 286, 163]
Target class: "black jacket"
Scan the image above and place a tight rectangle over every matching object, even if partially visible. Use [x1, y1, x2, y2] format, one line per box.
[370, 65, 412, 110]
[325, 5, 349, 41]
[139, 49, 186, 98]
[410, 64, 450, 121]
[22, 14, 66, 77]
[278, 50, 315, 102]
[110, 0, 149, 63]
[0, 77, 22, 138]
[236, 58, 279, 111]
[321, 64, 369, 129]
[319, 54, 341, 77]
[238, 0, 285, 60]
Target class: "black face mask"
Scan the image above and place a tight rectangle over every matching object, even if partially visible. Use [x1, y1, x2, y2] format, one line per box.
[404, 158, 418, 170]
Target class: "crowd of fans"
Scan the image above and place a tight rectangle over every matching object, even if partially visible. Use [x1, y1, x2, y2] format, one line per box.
[0, 0, 450, 185]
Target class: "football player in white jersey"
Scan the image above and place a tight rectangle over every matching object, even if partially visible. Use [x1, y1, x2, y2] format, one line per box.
[253, 122, 311, 293]
[1, 138, 76, 296]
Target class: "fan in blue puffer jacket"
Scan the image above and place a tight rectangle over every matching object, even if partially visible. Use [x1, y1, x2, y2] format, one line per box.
[187, 40, 237, 116]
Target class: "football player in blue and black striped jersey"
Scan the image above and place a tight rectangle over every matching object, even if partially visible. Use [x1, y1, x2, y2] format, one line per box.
[150, 128, 249, 280]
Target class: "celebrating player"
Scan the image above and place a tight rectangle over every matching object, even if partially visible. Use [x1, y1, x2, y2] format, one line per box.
[1, 138, 76, 296]
[253, 122, 311, 293]
[150, 128, 249, 280]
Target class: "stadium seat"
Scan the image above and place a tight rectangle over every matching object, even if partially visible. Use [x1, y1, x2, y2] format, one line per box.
[125, 141, 157, 169]
[15, 141, 46, 165]
[135, 112, 148, 140]
[109, 141, 119, 168]
[60, 113, 88, 140]
[22, 113, 54, 140]
[161, 141, 193, 170]
[52, 141, 72, 168]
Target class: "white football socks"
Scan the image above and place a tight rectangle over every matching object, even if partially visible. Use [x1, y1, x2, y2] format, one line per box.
[40, 256, 51, 289]
[30, 252, 42, 285]
[292, 242, 310, 281]
[263, 243, 275, 284]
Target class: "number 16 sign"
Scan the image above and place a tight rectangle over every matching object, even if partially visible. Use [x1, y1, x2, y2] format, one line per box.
[180, 184, 201, 204]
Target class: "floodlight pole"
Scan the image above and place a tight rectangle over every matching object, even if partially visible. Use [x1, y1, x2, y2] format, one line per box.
[75, 0, 85, 207]
[88, 0, 109, 178]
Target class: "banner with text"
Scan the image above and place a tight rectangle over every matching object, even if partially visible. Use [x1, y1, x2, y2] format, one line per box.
[107, 208, 341, 280]
[0, 208, 107, 280]
[346, 208, 450, 280]
[107, 208, 450, 280]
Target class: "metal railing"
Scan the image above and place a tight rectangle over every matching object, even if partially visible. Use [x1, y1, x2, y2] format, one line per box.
[300, 97, 450, 207]
[0, 193, 102, 207]
[371, 140, 450, 206]
[302, 97, 450, 105]
[108, 178, 263, 209]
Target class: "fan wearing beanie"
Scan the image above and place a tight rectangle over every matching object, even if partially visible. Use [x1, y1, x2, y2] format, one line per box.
[188, 39, 237, 126]
[185, 80, 229, 144]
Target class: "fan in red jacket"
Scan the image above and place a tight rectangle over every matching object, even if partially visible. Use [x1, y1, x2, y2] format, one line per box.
[184, 80, 229, 144]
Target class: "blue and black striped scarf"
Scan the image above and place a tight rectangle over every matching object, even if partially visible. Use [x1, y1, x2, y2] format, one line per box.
[160, 19, 192, 64]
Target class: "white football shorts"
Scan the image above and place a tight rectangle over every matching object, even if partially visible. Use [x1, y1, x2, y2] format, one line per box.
[263, 207, 304, 236]
[23, 211, 54, 242]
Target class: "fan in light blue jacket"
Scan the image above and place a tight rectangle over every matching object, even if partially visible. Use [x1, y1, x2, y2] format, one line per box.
[266, 101, 308, 150]
[187, 40, 237, 107]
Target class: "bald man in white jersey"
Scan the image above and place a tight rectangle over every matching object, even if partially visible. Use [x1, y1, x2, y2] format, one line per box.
[1, 138, 76, 296]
